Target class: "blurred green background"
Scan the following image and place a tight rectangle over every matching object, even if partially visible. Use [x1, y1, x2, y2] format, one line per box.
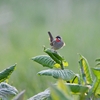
[0, 0, 100, 99]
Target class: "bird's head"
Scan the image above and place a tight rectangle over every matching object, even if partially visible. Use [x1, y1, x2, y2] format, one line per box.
[55, 36, 61, 42]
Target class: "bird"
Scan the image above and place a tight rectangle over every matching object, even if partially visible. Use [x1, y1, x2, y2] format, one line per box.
[48, 31, 65, 50]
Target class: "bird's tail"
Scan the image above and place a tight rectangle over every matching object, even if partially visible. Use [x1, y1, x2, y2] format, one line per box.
[48, 31, 54, 42]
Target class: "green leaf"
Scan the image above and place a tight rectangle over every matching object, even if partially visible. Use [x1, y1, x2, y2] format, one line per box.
[32, 55, 56, 68]
[95, 59, 100, 62]
[78, 54, 93, 84]
[28, 89, 50, 100]
[44, 48, 68, 69]
[96, 63, 100, 66]
[95, 59, 100, 66]
[92, 67, 100, 79]
[0, 64, 16, 82]
[57, 79, 71, 96]
[66, 83, 89, 94]
[87, 78, 100, 98]
[0, 82, 18, 100]
[53, 80, 89, 99]
[44, 48, 61, 64]
[52, 51, 64, 61]
[13, 90, 25, 100]
[38, 69, 75, 81]
[95, 82, 100, 96]
[71, 74, 81, 84]
[86, 67, 100, 98]
[51, 85, 73, 100]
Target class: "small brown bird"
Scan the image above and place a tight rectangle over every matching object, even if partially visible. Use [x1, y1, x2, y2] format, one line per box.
[48, 31, 65, 50]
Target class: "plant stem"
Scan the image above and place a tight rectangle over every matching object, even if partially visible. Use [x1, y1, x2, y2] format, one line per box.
[61, 61, 64, 70]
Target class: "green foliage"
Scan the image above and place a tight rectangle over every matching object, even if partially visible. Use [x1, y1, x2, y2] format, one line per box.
[90, 67, 100, 97]
[38, 69, 75, 81]
[0, 64, 18, 100]
[66, 83, 89, 94]
[1, 47, 100, 100]
[0, 82, 18, 100]
[44, 48, 64, 62]
[95, 59, 100, 66]
[0, 1, 100, 99]
[13, 90, 25, 100]
[0, 64, 16, 82]
[28, 89, 50, 100]
[78, 54, 93, 84]
[50, 85, 72, 100]
[32, 55, 55, 68]
[92, 67, 100, 80]
[44, 48, 61, 64]
[44, 48, 68, 69]
[30, 48, 100, 100]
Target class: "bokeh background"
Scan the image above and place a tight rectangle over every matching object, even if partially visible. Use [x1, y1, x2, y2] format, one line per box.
[0, 0, 100, 99]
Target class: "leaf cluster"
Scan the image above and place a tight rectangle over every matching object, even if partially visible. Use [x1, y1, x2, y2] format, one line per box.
[1, 47, 100, 100]
[30, 48, 100, 100]
[0, 64, 18, 100]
